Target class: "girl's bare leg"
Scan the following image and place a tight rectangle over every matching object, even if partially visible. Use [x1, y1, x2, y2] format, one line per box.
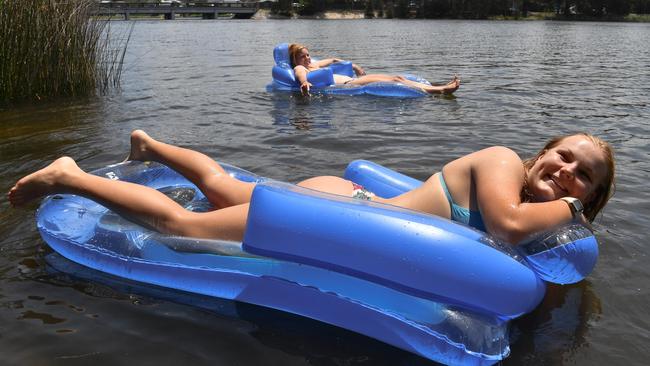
[8, 157, 247, 241]
[347, 74, 460, 94]
[127, 130, 255, 208]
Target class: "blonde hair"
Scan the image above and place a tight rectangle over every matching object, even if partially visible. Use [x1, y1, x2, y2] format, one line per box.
[288, 43, 307, 68]
[522, 133, 615, 222]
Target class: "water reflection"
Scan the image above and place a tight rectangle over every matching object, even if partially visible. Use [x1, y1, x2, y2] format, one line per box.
[0, 97, 108, 178]
[506, 282, 601, 365]
[270, 93, 328, 131]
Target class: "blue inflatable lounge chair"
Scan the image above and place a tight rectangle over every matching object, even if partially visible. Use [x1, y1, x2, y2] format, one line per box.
[36, 160, 598, 365]
[267, 43, 432, 98]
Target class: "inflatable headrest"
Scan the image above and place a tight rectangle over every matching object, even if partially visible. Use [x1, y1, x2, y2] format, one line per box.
[518, 224, 598, 284]
[273, 43, 291, 68]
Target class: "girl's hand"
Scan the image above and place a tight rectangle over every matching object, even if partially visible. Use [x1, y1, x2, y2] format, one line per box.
[300, 81, 312, 96]
[353, 64, 366, 76]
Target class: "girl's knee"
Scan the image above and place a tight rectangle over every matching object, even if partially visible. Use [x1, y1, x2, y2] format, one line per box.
[158, 211, 196, 237]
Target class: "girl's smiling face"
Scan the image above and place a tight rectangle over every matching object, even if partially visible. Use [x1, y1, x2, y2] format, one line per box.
[294, 48, 311, 67]
[527, 135, 608, 204]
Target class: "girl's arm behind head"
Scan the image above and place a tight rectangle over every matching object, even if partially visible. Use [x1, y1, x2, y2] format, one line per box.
[469, 146, 575, 244]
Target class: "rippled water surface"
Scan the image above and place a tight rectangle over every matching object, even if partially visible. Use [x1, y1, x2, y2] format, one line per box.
[1, 19, 649, 365]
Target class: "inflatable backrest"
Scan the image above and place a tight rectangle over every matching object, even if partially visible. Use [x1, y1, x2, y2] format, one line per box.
[273, 43, 291, 68]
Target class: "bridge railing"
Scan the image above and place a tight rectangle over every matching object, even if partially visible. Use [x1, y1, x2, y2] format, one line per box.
[98, 2, 258, 9]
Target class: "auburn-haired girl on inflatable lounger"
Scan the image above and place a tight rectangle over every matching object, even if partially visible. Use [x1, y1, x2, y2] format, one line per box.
[9, 130, 615, 245]
[288, 43, 461, 96]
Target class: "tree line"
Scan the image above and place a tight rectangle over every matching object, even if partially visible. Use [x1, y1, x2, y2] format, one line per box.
[271, 0, 650, 18]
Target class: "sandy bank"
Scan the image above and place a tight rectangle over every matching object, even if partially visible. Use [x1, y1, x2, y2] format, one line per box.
[253, 9, 366, 20]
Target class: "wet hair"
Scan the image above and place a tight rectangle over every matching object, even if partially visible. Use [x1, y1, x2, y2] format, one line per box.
[522, 133, 615, 222]
[288, 43, 307, 68]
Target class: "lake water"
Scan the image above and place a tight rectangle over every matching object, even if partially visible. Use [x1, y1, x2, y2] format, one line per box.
[1, 19, 649, 365]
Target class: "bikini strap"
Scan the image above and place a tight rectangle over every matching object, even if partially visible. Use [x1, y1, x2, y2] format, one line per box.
[438, 172, 454, 203]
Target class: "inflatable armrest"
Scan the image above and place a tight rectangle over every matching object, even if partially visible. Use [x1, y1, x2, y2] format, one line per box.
[272, 65, 334, 88]
[330, 61, 355, 77]
[307, 68, 335, 87]
[272, 66, 296, 87]
[243, 181, 545, 318]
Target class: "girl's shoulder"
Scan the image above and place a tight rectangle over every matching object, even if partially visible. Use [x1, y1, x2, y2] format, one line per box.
[444, 146, 524, 184]
[463, 146, 525, 178]
[478, 145, 519, 156]
[471, 146, 523, 163]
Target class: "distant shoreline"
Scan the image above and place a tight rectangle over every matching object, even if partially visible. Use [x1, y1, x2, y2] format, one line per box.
[253, 9, 650, 22]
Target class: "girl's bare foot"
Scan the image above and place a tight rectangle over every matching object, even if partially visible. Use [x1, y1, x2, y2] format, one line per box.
[426, 76, 460, 95]
[126, 130, 155, 161]
[8, 157, 82, 207]
[447, 75, 460, 86]
[441, 77, 460, 95]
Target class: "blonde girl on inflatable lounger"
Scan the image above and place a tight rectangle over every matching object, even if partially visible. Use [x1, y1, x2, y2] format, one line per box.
[9, 130, 614, 245]
[288, 43, 461, 97]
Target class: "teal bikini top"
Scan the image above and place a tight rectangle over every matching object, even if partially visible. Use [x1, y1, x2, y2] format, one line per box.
[438, 173, 486, 232]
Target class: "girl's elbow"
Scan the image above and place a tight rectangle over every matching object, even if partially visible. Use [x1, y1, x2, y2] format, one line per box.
[489, 219, 528, 245]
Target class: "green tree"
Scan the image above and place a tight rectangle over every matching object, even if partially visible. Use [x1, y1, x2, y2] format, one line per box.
[633, 0, 650, 13]
[420, 0, 452, 18]
[365, 0, 375, 17]
[272, 0, 293, 16]
[394, 0, 409, 17]
[385, 0, 394, 17]
[604, 0, 631, 15]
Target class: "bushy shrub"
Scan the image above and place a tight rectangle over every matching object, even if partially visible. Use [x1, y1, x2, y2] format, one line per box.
[0, 0, 130, 103]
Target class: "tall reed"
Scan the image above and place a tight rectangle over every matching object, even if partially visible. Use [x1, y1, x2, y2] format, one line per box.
[0, 0, 130, 103]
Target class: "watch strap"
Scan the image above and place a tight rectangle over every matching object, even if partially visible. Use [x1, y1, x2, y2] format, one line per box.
[560, 197, 584, 217]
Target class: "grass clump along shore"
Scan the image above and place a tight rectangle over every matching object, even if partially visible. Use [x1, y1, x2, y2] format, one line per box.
[0, 0, 130, 104]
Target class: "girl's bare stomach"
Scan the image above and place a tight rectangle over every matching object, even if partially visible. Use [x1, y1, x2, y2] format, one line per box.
[333, 74, 353, 84]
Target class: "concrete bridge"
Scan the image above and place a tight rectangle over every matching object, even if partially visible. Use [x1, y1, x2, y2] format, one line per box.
[95, 2, 259, 20]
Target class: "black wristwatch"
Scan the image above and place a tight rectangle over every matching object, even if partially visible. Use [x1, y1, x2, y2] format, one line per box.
[560, 197, 584, 217]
